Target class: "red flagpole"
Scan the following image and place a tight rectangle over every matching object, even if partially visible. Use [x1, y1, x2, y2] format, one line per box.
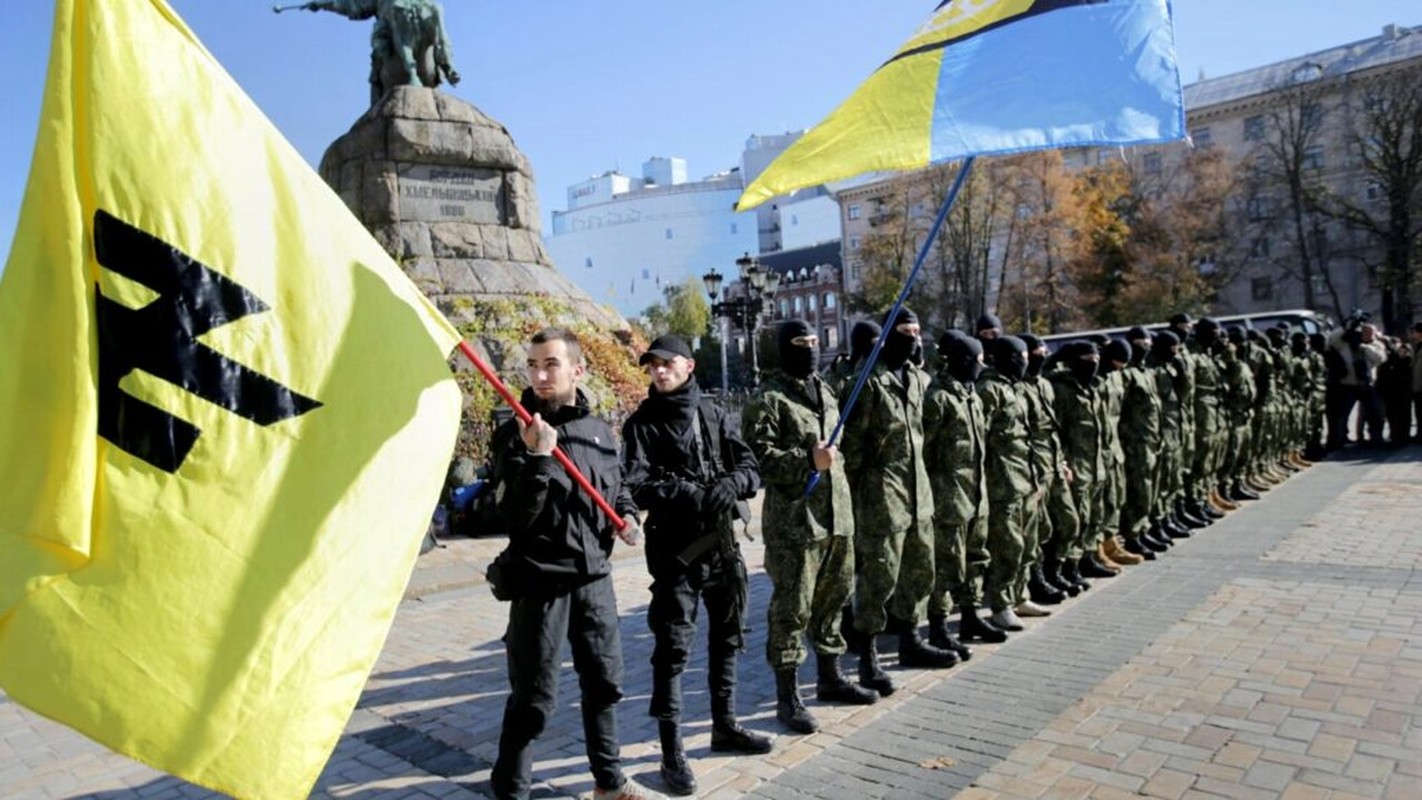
[456, 339, 627, 531]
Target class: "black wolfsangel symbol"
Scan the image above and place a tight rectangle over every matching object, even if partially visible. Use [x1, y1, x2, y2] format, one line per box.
[93, 209, 322, 472]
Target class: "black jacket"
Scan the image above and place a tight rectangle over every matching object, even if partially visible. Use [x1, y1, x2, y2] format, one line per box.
[621, 381, 760, 568]
[493, 388, 636, 583]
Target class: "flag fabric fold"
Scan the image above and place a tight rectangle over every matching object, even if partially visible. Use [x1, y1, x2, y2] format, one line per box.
[738, 0, 1185, 210]
[0, 1, 463, 797]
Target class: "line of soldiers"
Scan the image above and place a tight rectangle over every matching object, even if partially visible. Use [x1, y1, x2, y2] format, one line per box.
[741, 309, 1325, 737]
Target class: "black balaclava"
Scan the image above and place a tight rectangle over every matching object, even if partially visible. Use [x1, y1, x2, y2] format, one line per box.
[1150, 329, 1180, 365]
[1267, 326, 1288, 351]
[1102, 340, 1131, 373]
[1290, 331, 1309, 357]
[1020, 333, 1047, 377]
[1059, 341, 1100, 385]
[1169, 312, 1194, 343]
[975, 312, 1004, 343]
[1089, 333, 1111, 349]
[991, 336, 1029, 381]
[1309, 332, 1327, 354]
[849, 320, 881, 367]
[1248, 328, 1271, 349]
[1127, 327, 1151, 366]
[939, 330, 984, 385]
[1195, 317, 1221, 348]
[878, 307, 919, 370]
[1227, 325, 1250, 359]
[778, 319, 818, 380]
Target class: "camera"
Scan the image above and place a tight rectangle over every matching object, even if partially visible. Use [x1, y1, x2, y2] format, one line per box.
[1344, 308, 1371, 330]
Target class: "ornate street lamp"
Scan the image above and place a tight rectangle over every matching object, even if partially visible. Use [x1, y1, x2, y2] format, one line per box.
[706, 253, 780, 389]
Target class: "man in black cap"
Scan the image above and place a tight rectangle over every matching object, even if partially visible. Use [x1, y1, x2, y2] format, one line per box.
[622, 335, 770, 795]
[827, 320, 882, 400]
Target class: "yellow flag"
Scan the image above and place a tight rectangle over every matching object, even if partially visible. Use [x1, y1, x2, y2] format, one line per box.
[0, 1, 462, 797]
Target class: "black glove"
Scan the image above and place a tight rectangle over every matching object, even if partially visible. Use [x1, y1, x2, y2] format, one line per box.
[705, 477, 738, 516]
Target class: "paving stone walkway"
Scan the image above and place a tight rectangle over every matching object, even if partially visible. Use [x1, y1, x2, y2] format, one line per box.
[3, 446, 1419, 799]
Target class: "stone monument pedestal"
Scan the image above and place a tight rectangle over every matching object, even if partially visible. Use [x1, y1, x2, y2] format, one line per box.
[319, 87, 640, 452]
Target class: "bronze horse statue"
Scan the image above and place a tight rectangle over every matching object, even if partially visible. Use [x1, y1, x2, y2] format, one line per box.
[278, 0, 460, 106]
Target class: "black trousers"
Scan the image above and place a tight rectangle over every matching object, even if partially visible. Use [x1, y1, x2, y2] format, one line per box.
[491, 575, 625, 800]
[1330, 384, 1384, 447]
[647, 547, 748, 724]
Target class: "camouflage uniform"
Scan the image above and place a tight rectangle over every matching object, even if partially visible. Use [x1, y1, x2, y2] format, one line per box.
[1096, 367, 1128, 546]
[1118, 362, 1162, 540]
[1220, 342, 1257, 488]
[1050, 370, 1105, 556]
[743, 372, 855, 671]
[922, 367, 988, 618]
[842, 361, 935, 635]
[1151, 354, 1186, 521]
[976, 367, 1036, 613]
[1020, 375, 1071, 573]
[1191, 343, 1225, 493]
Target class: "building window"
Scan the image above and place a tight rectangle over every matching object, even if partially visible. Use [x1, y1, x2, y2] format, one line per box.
[1251, 277, 1273, 301]
[584, 257, 593, 268]
[1142, 153, 1163, 174]
[1303, 147, 1325, 170]
[849, 236, 861, 250]
[851, 264, 861, 280]
[641, 268, 651, 279]
[1244, 115, 1265, 141]
[779, 298, 790, 317]
[848, 204, 861, 220]
[793, 296, 803, 313]
[1301, 103, 1324, 129]
[1249, 237, 1271, 259]
[807, 294, 817, 311]
[1191, 127, 1213, 148]
[824, 327, 839, 350]
[1310, 274, 1328, 297]
[824, 292, 837, 309]
[1365, 181, 1383, 202]
[665, 228, 674, 239]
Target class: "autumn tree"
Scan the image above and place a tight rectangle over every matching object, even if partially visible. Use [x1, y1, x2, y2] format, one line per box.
[924, 160, 1007, 330]
[846, 179, 936, 317]
[637, 276, 711, 341]
[997, 150, 1086, 333]
[1316, 64, 1422, 329]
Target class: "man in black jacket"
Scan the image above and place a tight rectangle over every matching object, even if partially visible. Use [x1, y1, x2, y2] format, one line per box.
[622, 334, 771, 796]
[490, 328, 662, 800]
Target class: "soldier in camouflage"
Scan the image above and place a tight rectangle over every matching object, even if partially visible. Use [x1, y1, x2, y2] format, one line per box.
[923, 331, 1003, 649]
[842, 308, 958, 698]
[743, 320, 879, 738]
[1220, 327, 1260, 504]
[1017, 334, 1072, 605]
[1096, 340, 1144, 569]
[1049, 341, 1118, 581]
[1117, 330, 1168, 560]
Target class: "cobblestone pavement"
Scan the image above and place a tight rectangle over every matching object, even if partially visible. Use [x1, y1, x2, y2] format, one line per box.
[3, 446, 1420, 799]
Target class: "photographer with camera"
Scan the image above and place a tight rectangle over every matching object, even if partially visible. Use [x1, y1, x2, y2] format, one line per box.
[1327, 311, 1387, 449]
[622, 335, 770, 796]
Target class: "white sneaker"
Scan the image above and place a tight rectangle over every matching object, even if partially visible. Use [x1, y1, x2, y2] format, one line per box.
[990, 608, 1024, 631]
[594, 777, 668, 800]
[1015, 600, 1051, 617]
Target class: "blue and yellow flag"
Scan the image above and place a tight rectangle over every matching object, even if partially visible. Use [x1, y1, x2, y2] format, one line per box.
[0, 1, 462, 797]
[738, 0, 1185, 210]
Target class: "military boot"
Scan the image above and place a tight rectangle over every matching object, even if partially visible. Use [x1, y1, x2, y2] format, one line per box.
[1142, 524, 1172, 551]
[815, 651, 879, 704]
[1123, 535, 1157, 560]
[774, 669, 819, 734]
[710, 687, 773, 754]
[857, 635, 896, 696]
[957, 603, 1008, 642]
[898, 628, 960, 668]
[1193, 496, 1224, 520]
[1210, 485, 1239, 512]
[927, 614, 972, 661]
[1047, 558, 1083, 596]
[657, 720, 696, 796]
[1292, 451, 1314, 468]
[1230, 479, 1260, 502]
[840, 605, 866, 656]
[1103, 536, 1143, 565]
[1162, 513, 1193, 539]
[1058, 558, 1091, 593]
[1028, 563, 1067, 605]
[1079, 551, 1119, 578]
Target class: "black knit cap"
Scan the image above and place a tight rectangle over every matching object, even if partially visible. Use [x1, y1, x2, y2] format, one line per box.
[976, 312, 1003, 333]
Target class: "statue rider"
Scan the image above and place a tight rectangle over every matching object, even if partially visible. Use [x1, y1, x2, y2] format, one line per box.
[296, 0, 460, 106]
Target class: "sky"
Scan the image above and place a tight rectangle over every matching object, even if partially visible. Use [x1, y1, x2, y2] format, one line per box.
[1, 1, 1419, 279]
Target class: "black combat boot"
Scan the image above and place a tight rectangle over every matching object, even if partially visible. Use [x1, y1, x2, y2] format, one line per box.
[1191, 496, 1223, 521]
[1230, 479, 1260, 501]
[710, 689, 773, 754]
[774, 669, 819, 734]
[815, 651, 879, 704]
[658, 720, 696, 796]
[1162, 513, 1193, 539]
[1078, 552, 1119, 579]
[957, 603, 1008, 643]
[1059, 558, 1090, 593]
[857, 635, 897, 696]
[898, 628, 960, 668]
[927, 614, 972, 661]
[1028, 563, 1067, 605]
[1123, 535, 1157, 560]
[1174, 499, 1210, 529]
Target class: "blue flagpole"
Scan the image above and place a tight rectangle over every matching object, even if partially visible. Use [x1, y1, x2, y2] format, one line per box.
[804, 155, 976, 497]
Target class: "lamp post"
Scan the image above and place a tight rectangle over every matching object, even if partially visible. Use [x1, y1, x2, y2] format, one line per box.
[703, 253, 780, 389]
